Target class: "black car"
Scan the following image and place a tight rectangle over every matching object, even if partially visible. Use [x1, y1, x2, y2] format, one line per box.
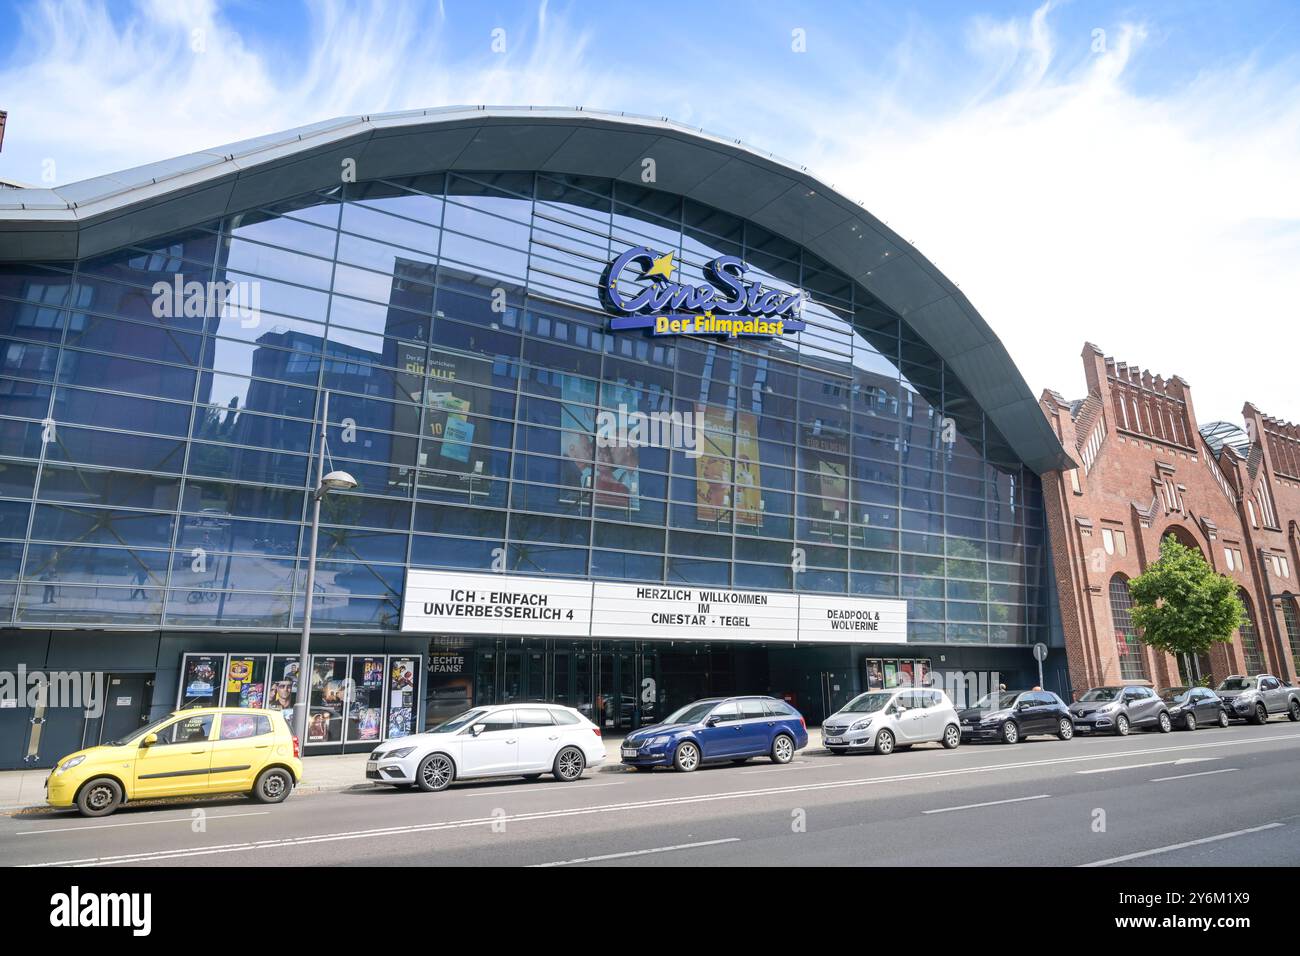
[958, 690, 1074, 744]
[1159, 686, 1229, 731]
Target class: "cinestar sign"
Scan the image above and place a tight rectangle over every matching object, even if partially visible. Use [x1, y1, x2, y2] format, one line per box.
[600, 245, 806, 339]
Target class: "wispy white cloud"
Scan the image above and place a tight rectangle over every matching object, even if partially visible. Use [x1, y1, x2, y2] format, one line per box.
[810, 4, 1300, 427]
[1, 0, 1297, 426]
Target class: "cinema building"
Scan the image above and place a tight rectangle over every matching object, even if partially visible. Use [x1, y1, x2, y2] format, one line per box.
[0, 108, 1072, 767]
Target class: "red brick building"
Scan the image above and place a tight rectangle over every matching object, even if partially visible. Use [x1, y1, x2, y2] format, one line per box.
[1040, 343, 1300, 694]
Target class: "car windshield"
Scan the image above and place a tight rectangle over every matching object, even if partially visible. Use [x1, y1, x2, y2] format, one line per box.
[664, 701, 719, 725]
[1080, 688, 1121, 702]
[972, 692, 1020, 710]
[428, 709, 490, 734]
[108, 713, 179, 746]
[1218, 677, 1255, 691]
[1159, 687, 1191, 702]
[841, 692, 894, 714]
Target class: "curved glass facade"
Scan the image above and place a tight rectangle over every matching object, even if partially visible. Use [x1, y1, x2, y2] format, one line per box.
[0, 170, 1048, 644]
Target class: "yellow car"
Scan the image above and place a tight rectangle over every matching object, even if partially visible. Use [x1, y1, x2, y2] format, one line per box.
[47, 707, 304, 817]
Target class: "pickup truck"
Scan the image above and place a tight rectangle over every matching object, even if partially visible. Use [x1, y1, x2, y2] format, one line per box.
[1214, 674, 1300, 724]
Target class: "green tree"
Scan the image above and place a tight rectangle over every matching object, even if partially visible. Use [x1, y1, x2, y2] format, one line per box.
[1129, 535, 1244, 678]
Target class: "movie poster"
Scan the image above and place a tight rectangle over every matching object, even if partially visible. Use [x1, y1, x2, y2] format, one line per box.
[266, 656, 300, 723]
[308, 656, 350, 744]
[695, 404, 732, 522]
[387, 657, 418, 739]
[695, 404, 749, 523]
[181, 654, 223, 706]
[594, 382, 640, 511]
[560, 375, 598, 491]
[800, 425, 849, 522]
[734, 411, 762, 526]
[347, 656, 387, 743]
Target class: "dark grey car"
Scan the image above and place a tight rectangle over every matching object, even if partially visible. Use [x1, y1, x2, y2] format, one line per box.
[1069, 685, 1172, 736]
[1159, 686, 1229, 731]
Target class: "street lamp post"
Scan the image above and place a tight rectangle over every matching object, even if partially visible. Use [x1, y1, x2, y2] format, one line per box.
[293, 391, 357, 746]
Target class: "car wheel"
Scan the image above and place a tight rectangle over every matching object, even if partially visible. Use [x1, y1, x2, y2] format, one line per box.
[771, 733, 796, 764]
[942, 723, 961, 748]
[1115, 714, 1130, 736]
[522, 773, 543, 781]
[673, 741, 701, 772]
[1157, 712, 1173, 734]
[1217, 709, 1230, 728]
[553, 746, 585, 782]
[251, 767, 294, 804]
[1253, 703, 1268, 725]
[75, 777, 123, 818]
[415, 752, 455, 792]
[874, 729, 896, 755]
[1056, 717, 1074, 740]
[1000, 720, 1019, 745]
[1184, 712, 1197, 732]
[1288, 700, 1300, 722]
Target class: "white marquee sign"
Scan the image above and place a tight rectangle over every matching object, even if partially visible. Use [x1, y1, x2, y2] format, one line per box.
[403, 570, 907, 645]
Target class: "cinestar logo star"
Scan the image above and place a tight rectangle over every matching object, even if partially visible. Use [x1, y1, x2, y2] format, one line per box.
[49, 886, 152, 937]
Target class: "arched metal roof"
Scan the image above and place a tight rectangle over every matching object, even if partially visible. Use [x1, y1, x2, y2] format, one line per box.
[0, 105, 1072, 473]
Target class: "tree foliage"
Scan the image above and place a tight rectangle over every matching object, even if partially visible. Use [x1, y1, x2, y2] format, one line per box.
[1128, 535, 1244, 658]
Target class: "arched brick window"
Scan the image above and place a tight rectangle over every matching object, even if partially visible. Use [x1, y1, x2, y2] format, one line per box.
[1281, 594, 1300, 672]
[1109, 574, 1147, 681]
[1237, 589, 1265, 674]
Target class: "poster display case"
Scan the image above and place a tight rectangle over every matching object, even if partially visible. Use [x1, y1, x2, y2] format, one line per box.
[177, 652, 422, 749]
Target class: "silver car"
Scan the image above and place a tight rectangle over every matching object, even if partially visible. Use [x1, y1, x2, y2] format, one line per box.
[823, 687, 962, 756]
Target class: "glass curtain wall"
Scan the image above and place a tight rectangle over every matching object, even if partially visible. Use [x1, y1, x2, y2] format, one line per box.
[0, 171, 1049, 646]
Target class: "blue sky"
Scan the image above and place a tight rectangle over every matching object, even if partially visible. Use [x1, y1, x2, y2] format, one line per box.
[1, 0, 1298, 427]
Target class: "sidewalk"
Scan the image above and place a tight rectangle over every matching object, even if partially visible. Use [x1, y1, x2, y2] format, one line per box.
[1, 727, 825, 813]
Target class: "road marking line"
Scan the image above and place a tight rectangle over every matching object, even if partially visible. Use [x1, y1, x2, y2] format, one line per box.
[15, 810, 270, 836]
[1080, 823, 1284, 867]
[1149, 768, 1238, 782]
[922, 794, 1050, 814]
[1077, 757, 1218, 775]
[529, 838, 740, 867]
[21, 731, 1300, 867]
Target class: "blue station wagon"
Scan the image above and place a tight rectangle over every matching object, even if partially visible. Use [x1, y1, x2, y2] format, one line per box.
[619, 696, 808, 772]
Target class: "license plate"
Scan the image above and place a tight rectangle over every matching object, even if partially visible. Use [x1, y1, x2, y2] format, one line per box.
[366, 761, 377, 772]
[824, 736, 843, 745]
[621, 748, 638, 758]
[1076, 725, 1090, 732]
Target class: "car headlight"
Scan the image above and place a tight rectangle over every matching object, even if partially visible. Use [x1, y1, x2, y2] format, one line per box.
[385, 747, 416, 759]
[849, 718, 872, 731]
[649, 735, 672, 746]
[54, 755, 86, 775]
[981, 711, 1009, 723]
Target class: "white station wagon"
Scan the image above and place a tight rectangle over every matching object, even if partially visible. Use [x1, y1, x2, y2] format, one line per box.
[366, 704, 606, 792]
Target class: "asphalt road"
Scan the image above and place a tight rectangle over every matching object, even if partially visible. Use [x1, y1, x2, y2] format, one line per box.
[5, 721, 1300, 867]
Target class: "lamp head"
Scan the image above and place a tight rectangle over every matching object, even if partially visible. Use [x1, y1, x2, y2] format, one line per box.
[318, 470, 358, 494]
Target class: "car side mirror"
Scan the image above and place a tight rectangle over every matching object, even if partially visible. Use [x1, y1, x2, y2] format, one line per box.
[705, 715, 721, 727]
[141, 733, 158, 747]
[470, 724, 486, 737]
[1017, 701, 1031, 711]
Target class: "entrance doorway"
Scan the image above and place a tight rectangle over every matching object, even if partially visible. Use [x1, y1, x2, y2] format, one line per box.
[467, 642, 665, 732]
[91, 674, 154, 746]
